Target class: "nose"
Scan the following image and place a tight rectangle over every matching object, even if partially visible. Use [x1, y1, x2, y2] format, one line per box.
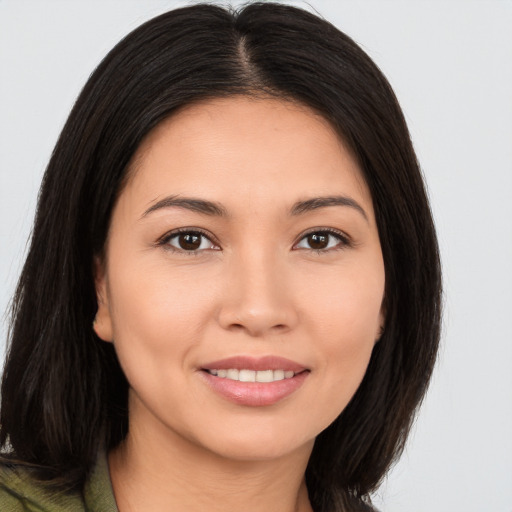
[217, 251, 299, 337]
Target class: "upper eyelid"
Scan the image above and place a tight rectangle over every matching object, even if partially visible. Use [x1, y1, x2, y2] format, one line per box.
[157, 227, 220, 247]
[294, 227, 351, 244]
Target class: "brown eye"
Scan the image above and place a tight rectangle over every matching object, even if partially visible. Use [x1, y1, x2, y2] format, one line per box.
[178, 233, 202, 250]
[295, 230, 348, 252]
[306, 233, 329, 250]
[165, 231, 216, 252]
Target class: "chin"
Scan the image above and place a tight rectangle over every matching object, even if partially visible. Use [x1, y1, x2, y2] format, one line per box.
[190, 421, 317, 463]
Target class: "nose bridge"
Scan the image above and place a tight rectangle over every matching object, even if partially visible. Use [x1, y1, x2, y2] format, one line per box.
[218, 244, 298, 336]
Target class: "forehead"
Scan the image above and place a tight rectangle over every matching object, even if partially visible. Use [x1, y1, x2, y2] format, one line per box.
[124, 96, 372, 215]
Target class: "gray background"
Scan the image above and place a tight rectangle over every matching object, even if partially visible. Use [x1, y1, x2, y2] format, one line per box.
[1, 1, 511, 510]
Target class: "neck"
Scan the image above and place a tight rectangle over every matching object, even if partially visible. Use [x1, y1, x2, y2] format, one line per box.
[109, 414, 314, 512]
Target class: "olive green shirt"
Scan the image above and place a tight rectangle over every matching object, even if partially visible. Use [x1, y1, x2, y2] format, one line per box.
[0, 453, 118, 511]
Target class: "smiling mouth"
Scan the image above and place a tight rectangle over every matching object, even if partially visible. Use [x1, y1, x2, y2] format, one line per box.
[200, 356, 310, 406]
[201, 368, 310, 407]
[205, 368, 298, 382]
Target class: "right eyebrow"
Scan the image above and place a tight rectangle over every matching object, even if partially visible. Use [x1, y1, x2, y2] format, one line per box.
[140, 195, 227, 219]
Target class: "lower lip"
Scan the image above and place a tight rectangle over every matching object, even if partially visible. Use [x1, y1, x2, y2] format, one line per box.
[200, 370, 309, 407]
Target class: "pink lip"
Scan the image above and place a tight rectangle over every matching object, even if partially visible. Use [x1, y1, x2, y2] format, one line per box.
[199, 355, 310, 407]
[201, 355, 307, 373]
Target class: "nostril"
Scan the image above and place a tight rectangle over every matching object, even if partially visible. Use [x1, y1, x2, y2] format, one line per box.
[218, 303, 299, 336]
[229, 323, 245, 331]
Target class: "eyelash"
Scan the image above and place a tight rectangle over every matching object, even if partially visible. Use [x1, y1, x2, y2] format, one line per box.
[156, 227, 352, 255]
[294, 228, 352, 254]
[156, 228, 219, 256]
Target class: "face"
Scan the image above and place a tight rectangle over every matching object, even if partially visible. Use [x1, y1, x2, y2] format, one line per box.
[94, 97, 385, 462]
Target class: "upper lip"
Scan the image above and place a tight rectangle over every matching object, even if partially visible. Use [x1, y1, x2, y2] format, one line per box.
[201, 355, 308, 373]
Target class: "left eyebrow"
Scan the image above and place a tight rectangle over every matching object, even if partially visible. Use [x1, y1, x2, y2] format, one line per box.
[141, 195, 227, 218]
[290, 196, 369, 222]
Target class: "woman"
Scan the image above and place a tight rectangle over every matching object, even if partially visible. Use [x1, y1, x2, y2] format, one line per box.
[0, 3, 441, 511]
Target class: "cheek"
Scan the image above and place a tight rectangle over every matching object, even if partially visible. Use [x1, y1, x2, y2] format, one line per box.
[299, 260, 384, 406]
[105, 266, 218, 418]
[109, 259, 215, 334]
[302, 260, 384, 342]
[105, 259, 221, 388]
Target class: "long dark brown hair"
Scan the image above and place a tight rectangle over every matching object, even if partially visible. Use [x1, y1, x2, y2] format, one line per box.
[0, 3, 441, 511]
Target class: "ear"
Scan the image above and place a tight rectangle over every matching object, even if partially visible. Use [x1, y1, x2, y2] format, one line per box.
[93, 256, 114, 342]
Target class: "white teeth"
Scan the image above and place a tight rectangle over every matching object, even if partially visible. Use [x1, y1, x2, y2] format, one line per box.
[255, 369, 273, 383]
[273, 369, 284, 381]
[239, 369, 256, 382]
[227, 369, 239, 380]
[208, 368, 296, 382]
